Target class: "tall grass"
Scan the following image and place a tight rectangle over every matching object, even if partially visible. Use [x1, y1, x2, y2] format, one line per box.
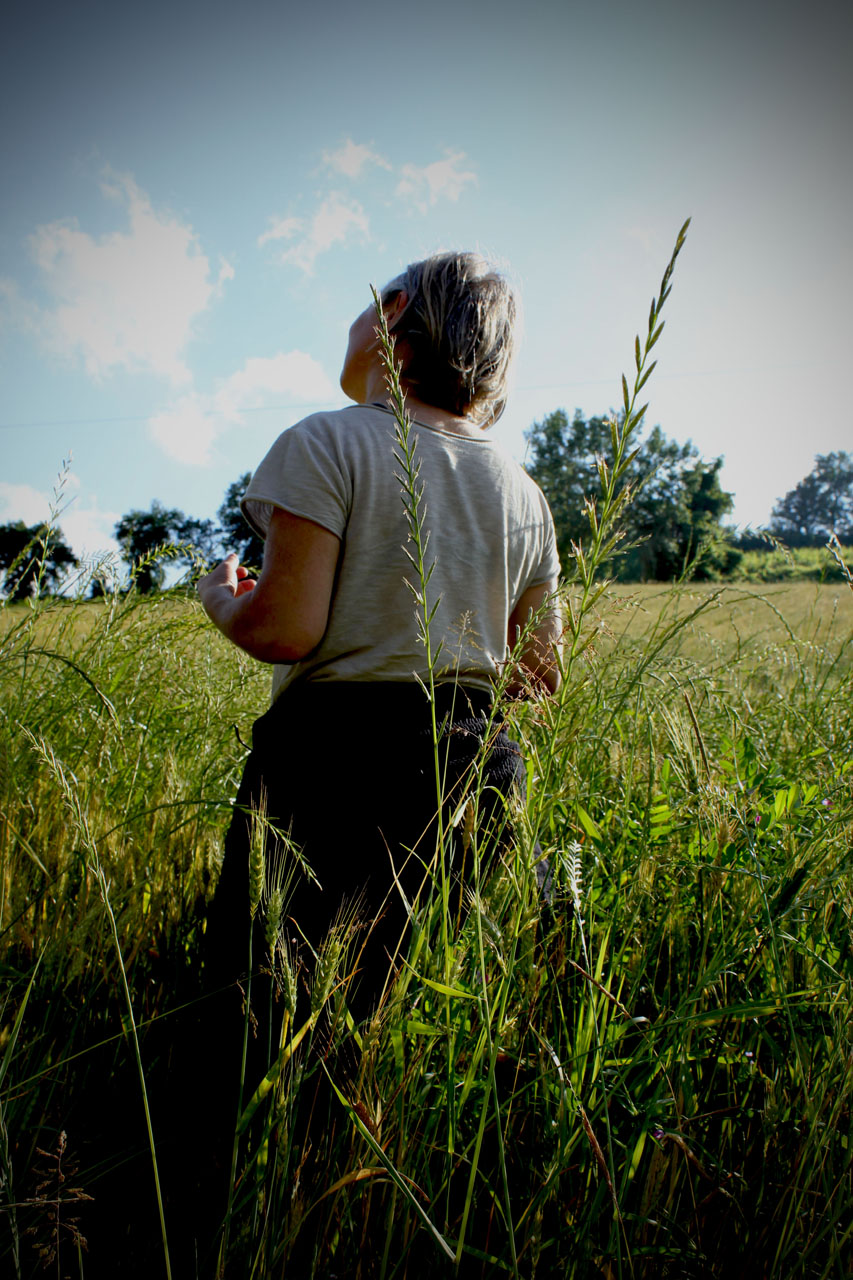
[2, 224, 852, 1277]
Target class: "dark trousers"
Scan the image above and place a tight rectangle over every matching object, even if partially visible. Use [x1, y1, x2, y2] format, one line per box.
[165, 681, 535, 1273]
[204, 679, 525, 1011]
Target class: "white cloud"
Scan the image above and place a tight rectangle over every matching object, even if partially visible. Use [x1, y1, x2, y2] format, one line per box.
[61, 505, 121, 559]
[0, 482, 50, 526]
[19, 171, 227, 384]
[216, 352, 336, 413]
[258, 193, 369, 274]
[259, 144, 479, 272]
[257, 215, 303, 249]
[0, 480, 119, 559]
[0, 277, 40, 336]
[395, 151, 478, 212]
[322, 139, 391, 180]
[148, 395, 220, 467]
[148, 351, 337, 465]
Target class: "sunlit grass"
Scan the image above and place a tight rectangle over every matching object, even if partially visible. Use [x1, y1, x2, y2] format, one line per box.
[3, 560, 852, 1280]
[2, 224, 852, 1277]
[596, 580, 853, 651]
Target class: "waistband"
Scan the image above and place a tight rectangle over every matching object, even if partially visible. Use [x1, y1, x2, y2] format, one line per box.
[267, 679, 494, 722]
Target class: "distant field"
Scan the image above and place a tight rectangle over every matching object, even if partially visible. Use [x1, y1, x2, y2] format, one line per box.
[592, 580, 853, 660]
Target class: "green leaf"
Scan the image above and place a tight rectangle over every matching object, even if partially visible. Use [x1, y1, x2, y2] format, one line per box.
[408, 968, 479, 1000]
[390, 1027, 405, 1080]
[0, 948, 44, 1092]
[624, 403, 649, 435]
[647, 321, 665, 352]
[237, 1017, 313, 1134]
[628, 1127, 649, 1181]
[621, 374, 630, 414]
[674, 997, 792, 1026]
[636, 360, 657, 392]
[577, 804, 603, 843]
[323, 1065, 455, 1260]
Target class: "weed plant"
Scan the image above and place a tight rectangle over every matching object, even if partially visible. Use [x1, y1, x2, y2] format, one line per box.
[1, 224, 852, 1278]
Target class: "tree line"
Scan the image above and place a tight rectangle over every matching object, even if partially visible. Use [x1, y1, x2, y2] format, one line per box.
[524, 411, 853, 579]
[2, 420, 852, 598]
[0, 474, 263, 600]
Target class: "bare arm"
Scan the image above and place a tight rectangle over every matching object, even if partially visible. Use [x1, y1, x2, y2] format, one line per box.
[197, 507, 340, 663]
[507, 578, 563, 696]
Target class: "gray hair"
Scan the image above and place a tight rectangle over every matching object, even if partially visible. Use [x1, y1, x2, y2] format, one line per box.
[382, 252, 516, 426]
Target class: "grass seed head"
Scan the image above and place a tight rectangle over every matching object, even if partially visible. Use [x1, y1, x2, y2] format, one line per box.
[311, 933, 343, 1018]
[265, 886, 284, 951]
[248, 800, 267, 919]
[279, 944, 298, 1021]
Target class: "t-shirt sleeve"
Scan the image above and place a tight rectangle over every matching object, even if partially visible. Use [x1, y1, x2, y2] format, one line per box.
[240, 417, 351, 541]
[528, 492, 561, 586]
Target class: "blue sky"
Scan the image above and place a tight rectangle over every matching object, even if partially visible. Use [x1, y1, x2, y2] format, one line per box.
[2, 0, 852, 563]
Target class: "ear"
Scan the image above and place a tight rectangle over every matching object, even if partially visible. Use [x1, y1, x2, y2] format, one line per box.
[383, 290, 409, 331]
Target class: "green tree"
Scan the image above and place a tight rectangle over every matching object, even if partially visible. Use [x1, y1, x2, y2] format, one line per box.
[176, 515, 219, 563]
[0, 521, 79, 600]
[522, 410, 613, 566]
[624, 428, 738, 579]
[770, 452, 853, 545]
[217, 473, 265, 569]
[114, 504, 221, 592]
[525, 409, 738, 580]
[114, 503, 185, 593]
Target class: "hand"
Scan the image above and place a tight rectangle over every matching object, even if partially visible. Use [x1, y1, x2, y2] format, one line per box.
[196, 510, 339, 663]
[198, 553, 255, 620]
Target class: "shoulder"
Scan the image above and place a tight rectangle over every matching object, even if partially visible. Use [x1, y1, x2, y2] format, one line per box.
[482, 440, 554, 509]
[248, 403, 396, 490]
[258, 404, 393, 460]
[283, 403, 387, 439]
[243, 408, 374, 539]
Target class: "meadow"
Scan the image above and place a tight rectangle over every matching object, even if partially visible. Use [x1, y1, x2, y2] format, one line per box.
[2, 568, 851, 1279]
[2, 229, 852, 1278]
[596, 579, 853, 657]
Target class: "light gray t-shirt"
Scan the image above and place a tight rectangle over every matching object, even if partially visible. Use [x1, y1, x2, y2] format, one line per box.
[242, 404, 560, 701]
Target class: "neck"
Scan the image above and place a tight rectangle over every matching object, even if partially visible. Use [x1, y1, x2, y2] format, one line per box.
[355, 359, 485, 436]
[367, 390, 484, 438]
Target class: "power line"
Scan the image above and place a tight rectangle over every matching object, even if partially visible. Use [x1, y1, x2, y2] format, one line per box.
[0, 362, 825, 432]
[0, 400, 338, 432]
